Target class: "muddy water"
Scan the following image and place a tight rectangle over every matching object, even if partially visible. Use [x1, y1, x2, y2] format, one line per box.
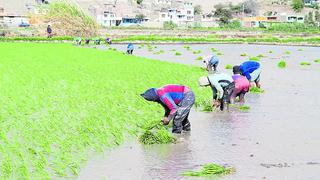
[78, 44, 320, 179]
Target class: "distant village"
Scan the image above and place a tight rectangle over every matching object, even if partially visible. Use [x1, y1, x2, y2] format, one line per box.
[1, 0, 320, 29]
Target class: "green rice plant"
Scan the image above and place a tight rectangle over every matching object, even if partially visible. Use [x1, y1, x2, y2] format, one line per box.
[257, 54, 264, 58]
[216, 52, 223, 56]
[0, 42, 211, 178]
[285, 51, 291, 55]
[240, 53, 247, 57]
[298, 48, 303, 51]
[225, 64, 233, 69]
[196, 56, 203, 61]
[239, 105, 250, 111]
[278, 60, 286, 68]
[314, 59, 320, 63]
[139, 127, 176, 145]
[181, 163, 233, 177]
[153, 50, 165, 55]
[193, 50, 202, 54]
[268, 50, 273, 53]
[249, 56, 260, 61]
[300, 61, 311, 66]
[211, 48, 218, 52]
[250, 87, 265, 93]
[183, 45, 191, 51]
[170, 49, 176, 51]
[175, 52, 182, 56]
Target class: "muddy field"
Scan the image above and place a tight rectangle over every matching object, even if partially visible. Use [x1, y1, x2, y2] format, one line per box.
[78, 44, 320, 179]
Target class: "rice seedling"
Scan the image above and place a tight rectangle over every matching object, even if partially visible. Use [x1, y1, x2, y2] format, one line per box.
[196, 56, 203, 61]
[0, 42, 211, 178]
[278, 60, 286, 68]
[216, 52, 223, 56]
[183, 45, 191, 51]
[193, 50, 202, 54]
[175, 52, 182, 56]
[257, 54, 264, 58]
[298, 48, 303, 51]
[314, 59, 320, 63]
[225, 64, 233, 69]
[300, 61, 311, 66]
[285, 51, 291, 55]
[153, 50, 165, 55]
[239, 105, 250, 111]
[181, 163, 234, 177]
[249, 56, 260, 61]
[240, 53, 247, 57]
[170, 49, 176, 51]
[268, 50, 273, 53]
[211, 48, 218, 52]
[250, 87, 265, 93]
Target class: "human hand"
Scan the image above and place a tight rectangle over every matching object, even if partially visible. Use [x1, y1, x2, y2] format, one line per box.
[213, 100, 221, 108]
[162, 117, 169, 125]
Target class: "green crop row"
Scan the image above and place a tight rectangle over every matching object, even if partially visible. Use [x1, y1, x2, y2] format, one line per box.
[0, 42, 211, 178]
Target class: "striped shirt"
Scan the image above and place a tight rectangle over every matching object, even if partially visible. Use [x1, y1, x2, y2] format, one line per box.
[156, 85, 190, 116]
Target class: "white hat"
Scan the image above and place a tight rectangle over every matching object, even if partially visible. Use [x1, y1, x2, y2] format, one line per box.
[198, 76, 210, 86]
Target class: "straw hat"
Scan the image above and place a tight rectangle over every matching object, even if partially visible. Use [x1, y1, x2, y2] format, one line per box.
[198, 76, 210, 86]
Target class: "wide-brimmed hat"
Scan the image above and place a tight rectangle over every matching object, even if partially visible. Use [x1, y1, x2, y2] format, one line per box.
[198, 76, 210, 86]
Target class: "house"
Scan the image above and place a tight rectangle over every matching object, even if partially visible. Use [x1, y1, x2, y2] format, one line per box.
[156, 0, 172, 5]
[159, 2, 194, 23]
[121, 16, 150, 26]
[278, 14, 304, 23]
[304, 0, 319, 6]
[241, 17, 268, 28]
[97, 11, 122, 27]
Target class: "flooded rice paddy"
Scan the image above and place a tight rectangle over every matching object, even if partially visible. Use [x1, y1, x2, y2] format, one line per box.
[78, 44, 320, 179]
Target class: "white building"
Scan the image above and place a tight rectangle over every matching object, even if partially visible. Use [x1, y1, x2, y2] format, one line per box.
[97, 11, 122, 27]
[156, 0, 172, 5]
[159, 2, 194, 23]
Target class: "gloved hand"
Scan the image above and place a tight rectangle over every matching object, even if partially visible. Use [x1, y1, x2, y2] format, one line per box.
[162, 117, 170, 125]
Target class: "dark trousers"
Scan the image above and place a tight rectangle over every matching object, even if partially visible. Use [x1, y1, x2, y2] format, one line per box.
[127, 50, 133, 54]
[212, 83, 235, 111]
[172, 91, 195, 133]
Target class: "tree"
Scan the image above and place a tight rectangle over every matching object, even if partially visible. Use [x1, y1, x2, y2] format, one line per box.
[137, 0, 143, 5]
[135, 13, 145, 20]
[291, 0, 304, 12]
[214, 4, 233, 24]
[194, 5, 202, 15]
[242, 0, 259, 15]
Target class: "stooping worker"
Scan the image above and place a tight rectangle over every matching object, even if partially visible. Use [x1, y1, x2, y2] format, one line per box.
[127, 43, 134, 54]
[140, 85, 195, 134]
[239, 60, 261, 88]
[230, 66, 250, 104]
[47, 25, 52, 38]
[199, 73, 235, 111]
[203, 53, 219, 74]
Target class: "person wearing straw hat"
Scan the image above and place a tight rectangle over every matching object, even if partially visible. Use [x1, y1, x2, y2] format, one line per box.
[203, 54, 219, 74]
[199, 73, 234, 111]
[239, 60, 261, 88]
[230, 66, 250, 104]
[140, 85, 195, 134]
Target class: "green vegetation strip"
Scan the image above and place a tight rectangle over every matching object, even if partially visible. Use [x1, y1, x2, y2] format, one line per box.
[182, 163, 233, 177]
[250, 87, 265, 94]
[0, 42, 211, 178]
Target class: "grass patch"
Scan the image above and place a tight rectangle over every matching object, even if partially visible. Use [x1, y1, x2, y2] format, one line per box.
[249, 56, 260, 61]
[0, 42, 211, 178]
[196, 56, 203, 61]
[181, 163, 233, 177]
[278, 60, 286, 68]
[300, 61, 311, 66]
[225, 64, 233, 69]
[240, 53, 247, 57]
[250, 87, 265, 93]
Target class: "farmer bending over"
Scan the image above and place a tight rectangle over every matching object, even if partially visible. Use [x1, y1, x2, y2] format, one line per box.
[141, 85, 195, 134]
[203, 54, 219, 74]
[239, 60, 261, 88]
[230, 66, 250, 104]
[199, 73, 234, 111]
[127, 43, 134, 54]
[47, 25, 52, 38]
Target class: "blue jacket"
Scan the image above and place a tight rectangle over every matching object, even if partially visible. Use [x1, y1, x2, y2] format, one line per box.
[127, 43, 134, 51]
[240, 61, 260, 81]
